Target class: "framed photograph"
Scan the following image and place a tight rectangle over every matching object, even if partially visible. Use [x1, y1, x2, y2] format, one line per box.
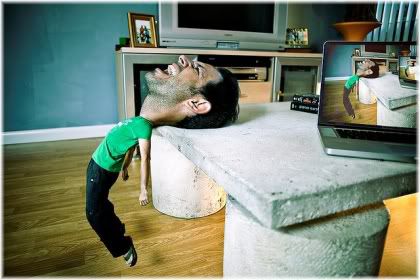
[286, 28, 309, 47]
[128, 13, 157, 48]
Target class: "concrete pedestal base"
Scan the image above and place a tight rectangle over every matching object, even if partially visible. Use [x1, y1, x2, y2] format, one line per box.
[359, 80, 377, 104]
[151, 134, 226, 219]
[223, 196, 390, 277]
[377, 100, 417, 128]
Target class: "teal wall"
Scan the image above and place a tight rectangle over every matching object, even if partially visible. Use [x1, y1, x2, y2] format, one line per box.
[287, 3, 346, 52]
[323, 44, 405, 78]
[4, 4, 158, 131]
[4, 3, 347, 132]
[324, 45, 357, 78]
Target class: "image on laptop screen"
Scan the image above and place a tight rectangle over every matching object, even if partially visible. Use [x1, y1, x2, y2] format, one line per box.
[399, 55, 417, 89]
[319, 42, 417, 129]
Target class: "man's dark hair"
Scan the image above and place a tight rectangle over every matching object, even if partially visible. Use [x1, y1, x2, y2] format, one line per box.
[364, 62, 379, 79]
[176, 67, 240, 129]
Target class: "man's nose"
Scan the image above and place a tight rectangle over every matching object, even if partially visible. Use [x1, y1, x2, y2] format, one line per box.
[178, 55, 192, 68]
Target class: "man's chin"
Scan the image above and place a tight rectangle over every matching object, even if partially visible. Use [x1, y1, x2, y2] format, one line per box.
[145, 71, 155, 83]
[145, 72, 172, 97]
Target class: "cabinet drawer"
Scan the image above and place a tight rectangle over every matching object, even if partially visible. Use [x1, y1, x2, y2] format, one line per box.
[238, 82, 272, 104]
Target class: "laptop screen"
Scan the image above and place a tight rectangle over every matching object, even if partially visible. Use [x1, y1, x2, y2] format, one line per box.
[319, 42, 417, 130]
[399, 56, 417, 84]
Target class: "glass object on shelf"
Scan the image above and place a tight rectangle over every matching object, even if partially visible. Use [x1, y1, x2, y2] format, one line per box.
[279, 65, 317, 101]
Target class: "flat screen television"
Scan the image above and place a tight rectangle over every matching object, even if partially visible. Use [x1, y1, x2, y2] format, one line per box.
[159, 2, 288, 51]
[361, 44, 391, 57]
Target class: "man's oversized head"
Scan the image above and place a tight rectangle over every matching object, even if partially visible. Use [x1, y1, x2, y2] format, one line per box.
[145, 55, 240, 128]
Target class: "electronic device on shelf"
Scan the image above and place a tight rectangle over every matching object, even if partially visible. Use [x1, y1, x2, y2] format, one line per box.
[159, 2, 287, 51]
[197, 55, 270, 81]
[223, 67, 267, 82]
[318, 41, 417, 163]
[399, 55, 417, 89]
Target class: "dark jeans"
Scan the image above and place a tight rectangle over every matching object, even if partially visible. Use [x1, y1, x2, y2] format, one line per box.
[85, 159, 131, 257]
[343, 86, 355, 117]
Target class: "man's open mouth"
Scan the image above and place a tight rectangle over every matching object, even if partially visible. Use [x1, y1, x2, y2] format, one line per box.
[155, 63, 181, 78]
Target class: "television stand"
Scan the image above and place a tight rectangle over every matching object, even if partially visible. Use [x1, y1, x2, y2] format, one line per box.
[216, 41, 240, 49]
[115, 47, 322, 120]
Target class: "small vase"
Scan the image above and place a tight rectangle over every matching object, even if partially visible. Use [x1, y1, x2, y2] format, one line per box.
[400, 50, 411, 56]
[333, 21, 382, 41]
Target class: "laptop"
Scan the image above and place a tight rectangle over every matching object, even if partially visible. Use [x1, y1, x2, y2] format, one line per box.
[399, 55, 418, 89]
[318, 41, 417, 163]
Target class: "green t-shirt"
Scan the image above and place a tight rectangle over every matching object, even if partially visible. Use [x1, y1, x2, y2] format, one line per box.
[344, 75, 360, 90]
[92, 116, 153, 172]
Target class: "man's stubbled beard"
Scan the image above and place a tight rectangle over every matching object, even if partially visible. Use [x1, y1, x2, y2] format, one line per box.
[142, 72, 195, 113]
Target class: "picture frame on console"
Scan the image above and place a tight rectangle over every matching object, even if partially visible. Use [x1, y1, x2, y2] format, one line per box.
[128, 13, 157, 48]
[286, 28, 309, 47]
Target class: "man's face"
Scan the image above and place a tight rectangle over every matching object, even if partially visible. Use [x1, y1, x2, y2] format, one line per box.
[356, 59, 376, 77]
[145, 55, 222, 102]
[357, 59, 375, 71]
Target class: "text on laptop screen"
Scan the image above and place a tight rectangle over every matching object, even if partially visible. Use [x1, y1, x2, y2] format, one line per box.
[319, 42, 417, 129]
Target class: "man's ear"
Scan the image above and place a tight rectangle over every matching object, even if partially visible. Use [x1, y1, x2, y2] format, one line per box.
[185, 97, 211, 115]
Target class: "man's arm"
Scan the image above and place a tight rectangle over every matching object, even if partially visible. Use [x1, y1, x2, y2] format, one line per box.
[121, 146, 136, 181]
[344, 68, 374, 90]
[138, 139, 151, 206]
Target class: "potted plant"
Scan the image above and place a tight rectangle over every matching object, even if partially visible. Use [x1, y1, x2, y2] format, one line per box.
[334, 4, 381, 41]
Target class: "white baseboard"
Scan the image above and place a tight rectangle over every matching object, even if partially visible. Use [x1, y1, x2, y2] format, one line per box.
[325, 76, 351, 81]
[3, 124, 115, 145]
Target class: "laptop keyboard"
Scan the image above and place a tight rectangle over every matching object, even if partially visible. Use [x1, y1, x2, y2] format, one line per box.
[335, 129, 416, 144]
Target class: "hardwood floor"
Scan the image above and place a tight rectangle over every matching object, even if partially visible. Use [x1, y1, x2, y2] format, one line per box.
[323, 80, 377, 125]
[381, 194, 418, 276]
[2, 138, 417, 276]
[3, 138, 224, 277]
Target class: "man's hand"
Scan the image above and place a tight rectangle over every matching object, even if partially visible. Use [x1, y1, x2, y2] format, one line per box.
[121, 146, 136, 181]
[121, 168, 129, 181]
[138, 139, 151, 207]
[139, 189, 149, 206]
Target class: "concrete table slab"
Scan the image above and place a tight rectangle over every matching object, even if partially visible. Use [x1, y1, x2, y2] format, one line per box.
[151, 134, 226, 218]
[360, 72, 417, 110]
[358, 78, 377, 105]
[223, 195, 389, 277]
[359, 73, 417, 127]
[377, 98, 417, 128]
[154, 102, 416, 229]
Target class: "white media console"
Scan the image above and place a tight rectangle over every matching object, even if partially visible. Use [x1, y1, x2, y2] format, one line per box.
[115, 47, 322, 120]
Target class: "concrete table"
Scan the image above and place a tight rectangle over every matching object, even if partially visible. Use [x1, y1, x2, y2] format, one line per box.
[151, 102, 416, 276]
[359, 73, 417, 127]
[151, 134, 226, 218]
[358, 78, 377, 104]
